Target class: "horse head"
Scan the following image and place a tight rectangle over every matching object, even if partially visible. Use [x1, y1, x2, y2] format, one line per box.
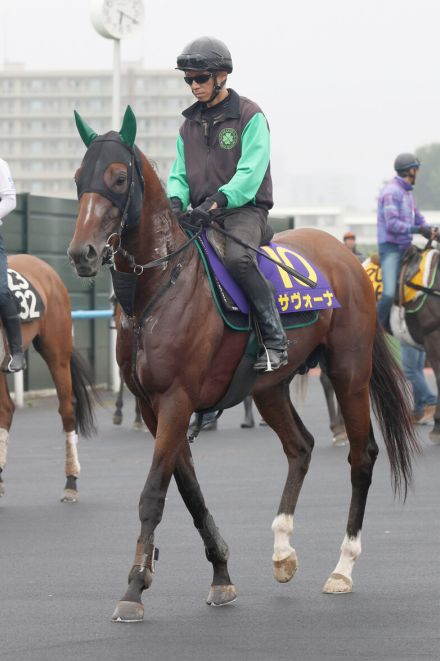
[67, 106, 144, 277]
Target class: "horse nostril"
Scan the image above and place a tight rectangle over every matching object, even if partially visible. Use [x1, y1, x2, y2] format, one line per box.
[86, 244, 98, 262]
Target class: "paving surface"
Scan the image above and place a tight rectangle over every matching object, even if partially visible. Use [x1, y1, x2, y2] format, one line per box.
[1, 374, 439, 661]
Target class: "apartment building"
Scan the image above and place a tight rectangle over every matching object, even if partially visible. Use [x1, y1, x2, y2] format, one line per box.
[0, 62, 192, 198]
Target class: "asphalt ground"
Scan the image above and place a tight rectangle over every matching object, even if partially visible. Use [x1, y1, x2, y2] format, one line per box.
[1, 373, 439, 661]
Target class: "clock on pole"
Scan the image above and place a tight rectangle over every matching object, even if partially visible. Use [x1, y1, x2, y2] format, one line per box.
[90, 0, 145, 40]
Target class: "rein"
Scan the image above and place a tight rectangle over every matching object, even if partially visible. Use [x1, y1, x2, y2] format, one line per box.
[404, 281, 440, 298]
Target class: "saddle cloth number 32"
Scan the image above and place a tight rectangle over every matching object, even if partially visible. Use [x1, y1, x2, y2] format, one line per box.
[7, 269, 41, 321]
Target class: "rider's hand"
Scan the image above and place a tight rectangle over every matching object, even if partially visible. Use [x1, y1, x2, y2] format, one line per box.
[419, 225, 434, 239]
[190, 199, 217, 227]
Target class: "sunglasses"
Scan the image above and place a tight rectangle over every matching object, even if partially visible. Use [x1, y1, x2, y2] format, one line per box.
[184, 73, 213, 85]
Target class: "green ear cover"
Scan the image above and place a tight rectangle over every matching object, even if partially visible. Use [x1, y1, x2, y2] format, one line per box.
[74, 110, 98, 146]
[119, 105, 137, 146]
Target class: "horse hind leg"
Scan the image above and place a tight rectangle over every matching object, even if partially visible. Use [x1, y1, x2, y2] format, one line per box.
[33, 336, 80, 503]
[253, 379, 314, 584]
[323, 384, 378, 594]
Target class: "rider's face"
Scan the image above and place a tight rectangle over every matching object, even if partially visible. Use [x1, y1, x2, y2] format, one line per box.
[184, 70, 215, 102]
[183, 70, 227, 103]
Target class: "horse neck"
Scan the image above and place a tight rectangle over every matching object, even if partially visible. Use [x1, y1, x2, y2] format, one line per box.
[116, 152, 185, 271]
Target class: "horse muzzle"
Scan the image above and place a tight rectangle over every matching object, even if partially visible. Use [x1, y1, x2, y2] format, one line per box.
[67, 242, 101, 277]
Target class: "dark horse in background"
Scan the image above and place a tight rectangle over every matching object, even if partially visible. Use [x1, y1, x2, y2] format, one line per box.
[398, 243, 440, 443]
[67, 107, 419, 622]
[0, 255, 96, 502]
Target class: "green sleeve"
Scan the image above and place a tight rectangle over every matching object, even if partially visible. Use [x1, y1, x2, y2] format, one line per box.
[218, 112, 270, 208]
[166, 134, 190, 210]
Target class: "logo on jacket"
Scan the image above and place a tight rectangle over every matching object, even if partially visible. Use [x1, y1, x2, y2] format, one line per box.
[218, 128, 238, 149]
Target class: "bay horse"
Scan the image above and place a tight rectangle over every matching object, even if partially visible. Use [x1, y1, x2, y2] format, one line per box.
[0, 254, 96, 502]
[67, 107, 419, 622]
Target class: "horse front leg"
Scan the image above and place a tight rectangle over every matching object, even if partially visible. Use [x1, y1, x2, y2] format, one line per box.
[112, 371, 125, 425]
[323, 385, 378, 593]
[422, 332, 440, 444]
[174, 440, 236, 606]
[112, 394, 192, 622]
[0, 374, 14, 498]
[320, 370, 347, 446]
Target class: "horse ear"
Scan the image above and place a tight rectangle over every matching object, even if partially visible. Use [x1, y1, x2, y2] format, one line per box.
[74, 110, 98, 147]
[119, 106, 137, 146]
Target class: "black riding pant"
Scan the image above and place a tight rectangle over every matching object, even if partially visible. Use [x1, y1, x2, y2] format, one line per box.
[213, 207, 287, 349]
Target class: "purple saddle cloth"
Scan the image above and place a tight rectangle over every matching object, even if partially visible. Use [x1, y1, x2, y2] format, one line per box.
[201, 233, 340, 315]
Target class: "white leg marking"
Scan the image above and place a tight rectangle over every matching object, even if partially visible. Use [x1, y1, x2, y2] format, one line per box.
[65, 431, 80, 477]
[0, 428, 9, 470]
[271, 514, 294, 562]
[333, 533, 362, 579]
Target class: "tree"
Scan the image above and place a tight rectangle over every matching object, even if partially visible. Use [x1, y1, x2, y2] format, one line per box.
[414, 144, 440, 209]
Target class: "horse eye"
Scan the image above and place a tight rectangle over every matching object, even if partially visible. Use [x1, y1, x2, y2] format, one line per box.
[116, 174, 127, 185]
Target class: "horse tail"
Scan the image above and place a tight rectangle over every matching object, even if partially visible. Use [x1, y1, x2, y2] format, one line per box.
[369, 321, 421, 500]
[70, 348, 98, 438]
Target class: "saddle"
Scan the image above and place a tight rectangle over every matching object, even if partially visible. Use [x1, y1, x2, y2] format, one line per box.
[195, 228, 340, 332]
[187, 229, 340, 425]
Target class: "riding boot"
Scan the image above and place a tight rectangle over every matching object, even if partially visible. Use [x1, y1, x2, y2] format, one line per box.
[236, 265, 288, 372]
[0, 297, 26, 373]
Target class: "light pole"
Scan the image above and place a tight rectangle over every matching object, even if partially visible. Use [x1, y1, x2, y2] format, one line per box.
[90, 0, 145, 391]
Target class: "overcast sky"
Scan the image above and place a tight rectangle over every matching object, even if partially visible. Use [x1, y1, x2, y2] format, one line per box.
[1, 0, 440, 210]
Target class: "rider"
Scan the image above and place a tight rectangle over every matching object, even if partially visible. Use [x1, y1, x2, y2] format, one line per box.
[167, 36, 288, 372]
[0, 157, 26, 372]
[342, 230, 365, 262]
[376, 152, 435, 332]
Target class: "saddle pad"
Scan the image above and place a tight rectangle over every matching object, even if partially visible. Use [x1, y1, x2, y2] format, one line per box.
[403, 249, 439, 303]
[7, 268, 45, 323]
[199, 232, 340, 315]
[363, 250, 439, 304]
[363, 258, 383, 301]
[193, 235, 319, 332]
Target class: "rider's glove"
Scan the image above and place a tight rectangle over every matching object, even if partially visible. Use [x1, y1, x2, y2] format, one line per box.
[190, 199, 214, 227]
[419, 225, 434, 239]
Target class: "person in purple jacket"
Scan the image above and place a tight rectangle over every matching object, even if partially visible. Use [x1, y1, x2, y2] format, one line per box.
[376, 153, 436, 332]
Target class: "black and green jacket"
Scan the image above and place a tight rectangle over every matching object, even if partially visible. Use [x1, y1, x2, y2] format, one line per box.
[167, 89, 273, 211]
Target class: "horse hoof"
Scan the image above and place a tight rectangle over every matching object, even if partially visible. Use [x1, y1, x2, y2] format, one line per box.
[0, 481, 4, 498]
[111, 600, 144, 622]
[132, 421, 145, 432]
[206, 584, 237, 606]
[60, 488, 79, 503]
[332, 432, 348, 447]
[112, 414, 122, 426]
[428, 430, 440, 445]
[273, 550, 298, 583]
[322, 572, 353, 594]
[240, 421, 255, 428]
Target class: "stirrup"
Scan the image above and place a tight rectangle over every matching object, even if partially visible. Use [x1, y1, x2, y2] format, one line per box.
[254, 346, 288, 373]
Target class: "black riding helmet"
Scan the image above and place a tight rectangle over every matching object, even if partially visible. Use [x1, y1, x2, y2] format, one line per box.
[394, 152, 421, 174]
[176, 36, 233, 73]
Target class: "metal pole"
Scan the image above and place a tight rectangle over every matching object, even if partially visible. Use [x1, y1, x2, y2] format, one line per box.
[109, 38, 121, 393]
